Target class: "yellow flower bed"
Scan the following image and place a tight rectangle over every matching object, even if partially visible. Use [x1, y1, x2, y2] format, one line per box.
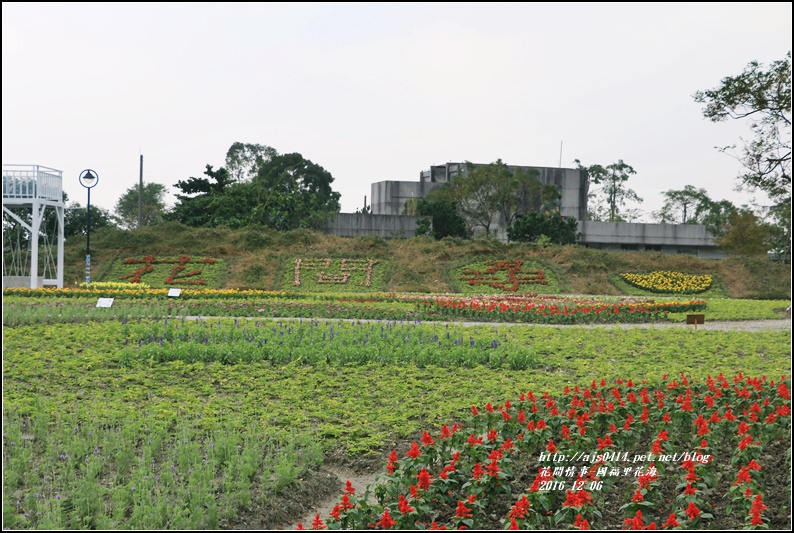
[79, 281, 152, 290]
[619, 271, 713, 294]
[2, 287, 286, 299]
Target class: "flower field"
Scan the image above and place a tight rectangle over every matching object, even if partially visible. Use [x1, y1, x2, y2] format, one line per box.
[619, 272, 714, 295]
[316, 372, 790, 530]
[2, 288, 791, 530]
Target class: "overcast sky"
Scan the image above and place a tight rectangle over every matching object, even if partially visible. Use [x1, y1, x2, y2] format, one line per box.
[3, 2, 791, 221]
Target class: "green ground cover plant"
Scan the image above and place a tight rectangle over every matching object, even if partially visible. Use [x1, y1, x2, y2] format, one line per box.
[118, 317, 535, 370]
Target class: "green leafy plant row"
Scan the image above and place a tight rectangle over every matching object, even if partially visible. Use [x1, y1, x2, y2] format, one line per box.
[119, 317, 535, 370]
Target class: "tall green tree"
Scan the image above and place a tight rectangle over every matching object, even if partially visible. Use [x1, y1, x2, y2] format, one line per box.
[693, 52, 791, 206]
[575, 159, 643, 222]
[718, 210, 773, 257]
[654, 186, 739, 238]
[411, 195, 470, 240]
[225, 142, 278, 183]
[442, 160, 545, 235]
[167, 165, 238, 227]
[654, 185, 712, 224]
[167, 147, 341, 231]
[245, 152, 341, 231]
[113, 182, 168, 230]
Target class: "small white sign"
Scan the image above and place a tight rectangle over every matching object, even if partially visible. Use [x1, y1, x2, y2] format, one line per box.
[167, 288, 182, 298]
[96, 298, 114, 308]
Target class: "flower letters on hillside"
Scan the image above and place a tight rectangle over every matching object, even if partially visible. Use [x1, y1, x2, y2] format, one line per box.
[120, 255, 218, 286]
[461, 260, 549, 292]
[293, 258, 378, 287]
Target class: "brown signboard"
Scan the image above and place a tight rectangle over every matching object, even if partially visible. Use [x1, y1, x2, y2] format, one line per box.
[686, 314, 705, 327]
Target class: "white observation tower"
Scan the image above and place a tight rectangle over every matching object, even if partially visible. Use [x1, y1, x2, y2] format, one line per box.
[2, 164, 65, 288]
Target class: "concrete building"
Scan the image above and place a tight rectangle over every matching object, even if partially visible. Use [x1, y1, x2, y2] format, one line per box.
[357, 161, 724, 258]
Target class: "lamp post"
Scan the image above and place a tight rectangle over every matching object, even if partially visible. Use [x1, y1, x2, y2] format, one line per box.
[78, 169, 99, 284]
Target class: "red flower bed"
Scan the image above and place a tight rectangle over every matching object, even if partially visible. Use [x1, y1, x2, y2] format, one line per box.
[317, 373, 791, 530]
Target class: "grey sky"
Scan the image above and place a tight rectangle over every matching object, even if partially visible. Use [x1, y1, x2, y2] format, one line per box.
[2, 2, 791, 220]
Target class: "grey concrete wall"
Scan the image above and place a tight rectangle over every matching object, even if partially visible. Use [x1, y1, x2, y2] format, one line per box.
[320, 213, 423, 238]
[371, 181, 445, 215]
[578, 221, 724, 258]
[578, 221, 717, 246]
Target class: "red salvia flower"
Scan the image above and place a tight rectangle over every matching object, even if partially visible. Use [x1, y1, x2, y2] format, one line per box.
[573, 513, 591, 530]
[421, 431, 435, 446]
[340, 493, 354, 510]
[624, 510, 646, 530]
[311, 513, 327, 530]
[417, 467, 432, 490]
[455, 500, 473, 519]
[376, 509, 396, 529]
[684, 502, 701, 520]
[398, 494, 415, 514]
[486, 459, 501, 479]
[547, 439, 557, 453]
[508, 495, 531, 519]
[662, 514, 680, 528]
[407, 442, 421, 459]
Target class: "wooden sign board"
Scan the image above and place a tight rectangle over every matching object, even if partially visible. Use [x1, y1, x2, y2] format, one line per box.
[167, 288, 182, 298]
[686, 314, 705, 329]
[96, 298, 114, 308]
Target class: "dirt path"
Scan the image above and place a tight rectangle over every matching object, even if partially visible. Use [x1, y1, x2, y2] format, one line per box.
[273, 466, 382, 530]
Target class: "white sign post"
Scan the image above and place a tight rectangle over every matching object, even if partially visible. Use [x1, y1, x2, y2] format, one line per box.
[96, 298, 114, 308]
[167, 288, 182, 298]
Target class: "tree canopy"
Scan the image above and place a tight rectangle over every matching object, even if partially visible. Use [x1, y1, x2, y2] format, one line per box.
[693, 52, 791, 206]
[653, 186, 739, 238]
[167, 146, 341, 231]
[113, 182, 168, 230]
[440, 160, 549, 236]
[575, 159, 643, 222]
[718, 210, 773, 257]
[411, 195, 470, 240]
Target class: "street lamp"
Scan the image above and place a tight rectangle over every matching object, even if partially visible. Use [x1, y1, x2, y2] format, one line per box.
[79, 169, 99, 284]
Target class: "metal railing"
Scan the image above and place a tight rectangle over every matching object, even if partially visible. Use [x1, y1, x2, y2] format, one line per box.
[2, 164, 63, 202]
